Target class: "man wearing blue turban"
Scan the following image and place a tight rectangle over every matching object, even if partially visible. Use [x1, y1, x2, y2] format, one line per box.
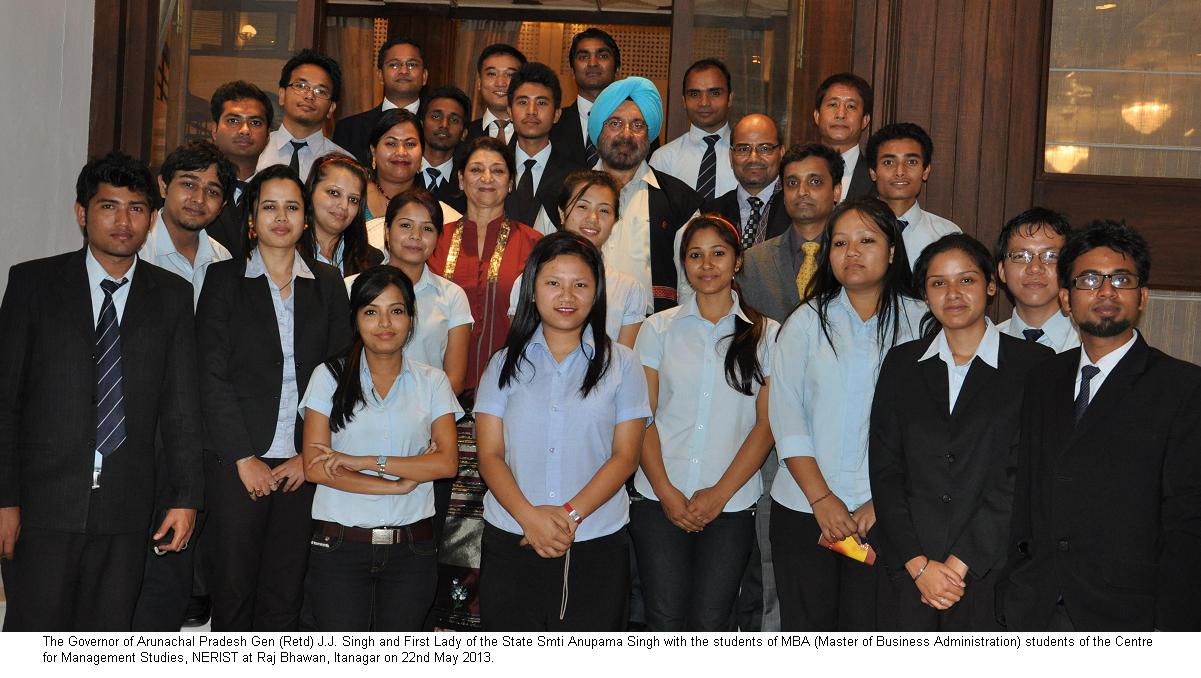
[588, 77, 703, 313]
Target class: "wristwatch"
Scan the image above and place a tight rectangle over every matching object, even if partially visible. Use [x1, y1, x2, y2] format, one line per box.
[376, 455, 387, 476]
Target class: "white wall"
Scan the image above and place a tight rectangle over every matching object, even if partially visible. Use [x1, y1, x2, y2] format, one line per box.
[0, 0, 95, 295]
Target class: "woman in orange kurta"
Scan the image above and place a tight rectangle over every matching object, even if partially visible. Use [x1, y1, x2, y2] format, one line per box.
[429, 136, 542, 400]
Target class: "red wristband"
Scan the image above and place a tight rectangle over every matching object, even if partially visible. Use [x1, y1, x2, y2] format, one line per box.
[562, 502, 583, 524]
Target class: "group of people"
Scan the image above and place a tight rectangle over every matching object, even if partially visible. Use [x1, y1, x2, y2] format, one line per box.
[1, 27, 1198, 635]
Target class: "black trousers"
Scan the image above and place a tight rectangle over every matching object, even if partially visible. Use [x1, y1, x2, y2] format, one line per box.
[878, 560, 1004, 631]
[769, 500, 878, 631]
[480, 523, 630, 631]
[131, 509, 208, 631]
[205, 453, 314, 631]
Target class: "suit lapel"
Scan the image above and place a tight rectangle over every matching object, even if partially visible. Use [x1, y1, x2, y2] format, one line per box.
[770, 237, 799, 307]
[243, 271, 283, 350]
[1063, 336, 1149, 451]
[60, 249, 96, 345]
[293, 274, 322, 359]
[951, 355, 995, 420]
[917, 342, 952, 421]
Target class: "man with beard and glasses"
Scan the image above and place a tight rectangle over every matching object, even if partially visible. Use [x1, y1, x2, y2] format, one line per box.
[417, 86, 471, 212]
[1000, 220, 1201, 632]
[703, 114, 789, 251]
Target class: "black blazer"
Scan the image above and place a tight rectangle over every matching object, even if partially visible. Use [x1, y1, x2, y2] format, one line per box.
[415, 162, 466, 214]
[465, 117, 489, 144]
[195, 256, 351, 470]
[647, 168, 704, 311]
[870, 333, 1052, 577]
[1000, 334, 1201, 631]
[208, 197, 248, 260]
[549, 101, 589, 167]
[844, 152, 877, 201]
[504, 143, 584, 230]
[332, 104, 386, 168]
[702, 187, 790, 244]
[0, 250, 203, 533]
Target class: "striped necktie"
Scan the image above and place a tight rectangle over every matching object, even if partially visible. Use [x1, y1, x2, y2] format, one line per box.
[96, 278, 129, 458]
[1074, 365, 1101, 423]
[696, 134, 720, 200]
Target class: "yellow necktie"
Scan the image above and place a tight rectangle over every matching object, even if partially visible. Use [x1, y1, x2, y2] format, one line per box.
[796, 241, 821, 301]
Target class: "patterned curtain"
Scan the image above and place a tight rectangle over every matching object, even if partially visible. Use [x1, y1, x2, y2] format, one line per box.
[326, 16, 380, 120]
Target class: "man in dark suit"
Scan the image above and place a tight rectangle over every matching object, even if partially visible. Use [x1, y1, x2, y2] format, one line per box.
[333, 36, 428, 167]
[503, 62, 583, 233]
[549, 28, 620, 168]
[703, 113, 789, 249]
[465, 44, 526, 144]
[813, 73, 875, 202]
[207, 81, 272, 258]
[1002, 220, 1201, 631]
[416, 86, 470, 211]
[0, 152, 203, 631]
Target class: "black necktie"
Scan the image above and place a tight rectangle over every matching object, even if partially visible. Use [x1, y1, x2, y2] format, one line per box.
[1074, 365, 1101, 423]
[96, 278, 129, 458]
[513, 158, 538, 225]
[584, 110, 599, 167]
[288, 140, 308, 176]
[233, 180, 248, 205]
[426, 167, 442, 190]
[742, 196, 764, 250]
[696, 134, 720, 200]
[897, 218, 909, 232]
[1022, 328, 1045, 343]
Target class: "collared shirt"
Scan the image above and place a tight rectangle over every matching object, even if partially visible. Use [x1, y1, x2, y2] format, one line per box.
[576, 96, 593, 143]
[86, 248, 137, 467]
[507, 264, 650, 341]
[139, 216, 231, 307]
[998, 308, 1081, 354]
[481, 110, 514, 143]
[257, 125, 352, 181]
[381, 98, 421, 115]
[300, 350, 463, 528]
[784, 225, 827, 275]
[419, 156, 456, 190]
[898, 201, 962, 270]
[1074, 330, 1139, 407]
[599, 161, 657, 311]
[313, 237, 345, 274]
[919, 318, 1002, 413]
[838, 145, 862, 202]
[634, 290, 779, 512]
[474, 326, 652, 541]
[345, 264, 474, 369]
[649, 123, 737, 197]
[769, 290, 926, 512]
[736, 177, 780, 235]
[516, 141, 557, 235]
[364, 201, 462, 252]
[245, 248, 315, 459]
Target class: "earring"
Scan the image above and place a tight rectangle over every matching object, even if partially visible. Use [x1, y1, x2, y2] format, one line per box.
[371, 156, 376, 171]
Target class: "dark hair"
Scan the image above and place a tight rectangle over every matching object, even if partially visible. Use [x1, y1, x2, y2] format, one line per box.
[420, 85, 471, 121]
[242, 164, 306, 258]
[1056, 219, 1151, 290]
[501, 232, 611, 397]
[865, 122, 933, 167]
[76, 151, 158, 209]
[507, 62, 563, 110]
[385, 187, 447, 241]
[279, 48, 343, 103]
[459, 136, 516, 187]
[802, 197, 917, 353]
[683, 58, 732, 94]
[476, 43, 527, 73]
[369, 108, 425, 152]
[159, 140, 237, 203]
[325, 266, 418, 432]
[376, 35, 423, 70]
[994, 207, 1072, 264]
[569, 28, 621, 70]
[780, 142, 845, 187]
[912, 233, 996, 336]
[678, 216, 767, 396]
[557, 169, 621, 221]
[814, 72, 874, 118]
[210, 80, 274, 128]
[299, 154, 375, 275]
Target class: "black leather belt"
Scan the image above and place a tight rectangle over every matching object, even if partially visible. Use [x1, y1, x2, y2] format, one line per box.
[313, 518, 434, 545]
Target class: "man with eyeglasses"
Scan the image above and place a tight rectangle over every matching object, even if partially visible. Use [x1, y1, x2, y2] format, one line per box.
[256, 49, 350, 181]
[813, 73, 876, 202]
[334, 37, 428, 168]
[550, 28, 621, 168]
[994, 207, 1080, 353]
[650, 59, 737, 202]
[703, 114, 789, 250]
[1001, 220, 1201, 632]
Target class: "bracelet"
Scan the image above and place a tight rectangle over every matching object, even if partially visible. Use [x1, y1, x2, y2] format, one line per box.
[809, 491, 833, 507]
[562, 501, 583, 525]
[913, 558, 930, 581]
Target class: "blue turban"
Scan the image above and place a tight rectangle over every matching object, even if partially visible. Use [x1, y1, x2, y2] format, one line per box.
[587, 77, 663, 146]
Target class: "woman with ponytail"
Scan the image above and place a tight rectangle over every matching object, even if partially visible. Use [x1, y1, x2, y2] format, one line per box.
[629, 215, 780, 631]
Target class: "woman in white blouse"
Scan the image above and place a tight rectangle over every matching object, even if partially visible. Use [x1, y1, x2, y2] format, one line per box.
[630, 215, 778, 631]
[300, 266, 462, 631]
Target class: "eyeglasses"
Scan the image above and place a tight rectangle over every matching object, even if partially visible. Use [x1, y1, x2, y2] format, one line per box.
[384, 60, 423, 72]
[1005, 249, 1059, 265]
[1072, 272, 1141, 290]
[288, 81, 332, 100]
[732, 143, 781, 157]
[602, 118, 648, 134]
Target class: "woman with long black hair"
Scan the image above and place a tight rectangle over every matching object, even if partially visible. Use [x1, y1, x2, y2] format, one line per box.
[474, 231, 651, 631]
[298, 153, 383, 275]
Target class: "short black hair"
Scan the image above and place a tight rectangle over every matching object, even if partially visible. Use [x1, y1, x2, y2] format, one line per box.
[780, 142, 845, 187]
[476, 43, 527, 73]
[507, 62, 563, 110]
[376, 35, 423, 70]
[210, 80, 274, 128]
[1057, 219, 1151, 290]
[420, 85, 471, 120]
[279, 48, 343, 103]
[814, 72, 873, 118]
[159, 140, 237, 202]
[994, 207, 1072, 265]
[76, 151, 158, 209]
[368, 108, 425, 151]
[569, 28, 620, 70]
[865, 122, 933, 167]
[683, 58, 732, 94]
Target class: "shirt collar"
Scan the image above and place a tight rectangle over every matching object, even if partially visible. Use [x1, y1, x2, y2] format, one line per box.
[357, 348, 411, 404]
[414, 264, 436, 292]
[85, 245, 137, 288]
[245, 247, 315, 280]
[274, 124, 326, 152]
[899, 201, 924, 226]
[1010, 306, 1074, 339]
[677, 289, 751, 324]
[146, 214, 220, 263]
[1078, 329, 1139, 374]
[482, 109, 508, 131]
[576, 96, 593, 115]
[515, 141, 553, 168]
[919, 318, 1001, 369]
[738, 177, 780, 202]
[528, 323, 597, 361]
[841, 144, 861, 167]
[687, 123, 730, 144]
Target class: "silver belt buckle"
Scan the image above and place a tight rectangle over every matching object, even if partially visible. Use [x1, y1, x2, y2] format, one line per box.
[92, 468, 102, 490]
[371, 528, 395, 545]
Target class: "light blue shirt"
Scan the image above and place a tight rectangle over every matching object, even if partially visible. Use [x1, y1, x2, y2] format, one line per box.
[898, 201, 962, 270]
[998, 307, 1080, 354]
[86, 248, 136, 469]
[919, 319, 1001, 413]
[634, 291, 780, 512]
[139, 214, 231, 307]
[769, 290, 926, 512]
[300, 351, 463, 527]
[245, 249, 314, 459]
[313, 237, 346, 274]
[508, 264, 650, 341]
[474, 326, 652, 541]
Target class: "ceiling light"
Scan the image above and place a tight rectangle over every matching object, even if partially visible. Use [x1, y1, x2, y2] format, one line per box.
[1045, 145, 1089, 174]
[1121, 102, 1172, 135]
[1095, 3, 1118, 10]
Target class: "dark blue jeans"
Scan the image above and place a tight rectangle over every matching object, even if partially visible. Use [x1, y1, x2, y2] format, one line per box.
[303, 523, 439, 632]
[628, 497, 756, 631]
